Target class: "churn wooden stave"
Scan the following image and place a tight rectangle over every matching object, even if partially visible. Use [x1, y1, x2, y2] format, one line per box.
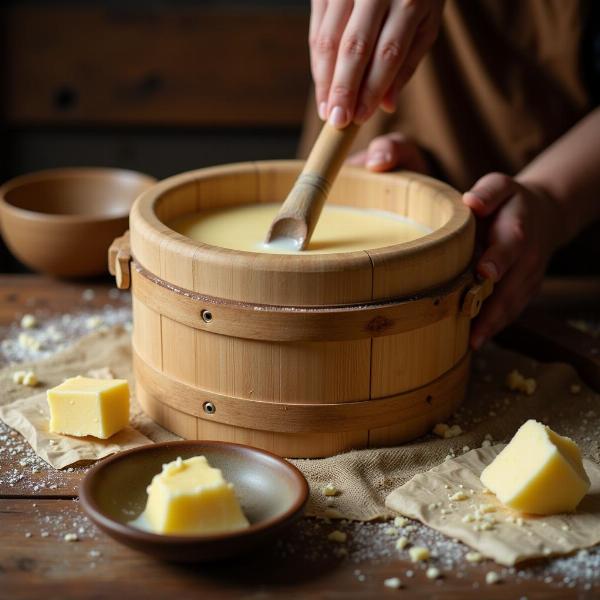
[109, 161, 489, 458]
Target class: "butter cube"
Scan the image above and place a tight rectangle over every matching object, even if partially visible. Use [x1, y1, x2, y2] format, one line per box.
[480, 420, 590, 515]
[47, 376, 129, 439]
[142, 456, 249, 535]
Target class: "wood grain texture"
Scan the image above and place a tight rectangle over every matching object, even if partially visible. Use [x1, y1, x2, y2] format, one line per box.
[130, 161, 474, 305]
[0, 168, 154, 278]
[133, 348, 470, 435]
[192, 331, 371, 405]
[1, 498, 572, 599]
[131, 163, 375, 306]
[130, 264, 473, 342]
[125, 161, 478, 456]
[3, 5, 310, 127]
[266, 124, 359, 249]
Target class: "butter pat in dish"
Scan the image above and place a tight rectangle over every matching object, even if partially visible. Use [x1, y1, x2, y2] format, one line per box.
[47, 376, 129, 439]
[480, 420, 590, 515]
[135, 456, 249, 536]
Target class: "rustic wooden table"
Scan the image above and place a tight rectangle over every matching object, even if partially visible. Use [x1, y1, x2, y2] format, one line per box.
[1, 274, 598, 599]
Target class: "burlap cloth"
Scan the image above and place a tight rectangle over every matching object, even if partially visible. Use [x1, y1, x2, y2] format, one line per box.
[1, 326, 599, 523]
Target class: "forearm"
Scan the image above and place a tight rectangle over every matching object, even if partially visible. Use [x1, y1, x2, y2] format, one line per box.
[517, 107, 600, 247]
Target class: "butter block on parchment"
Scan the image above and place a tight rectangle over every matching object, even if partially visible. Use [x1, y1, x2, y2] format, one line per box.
[385, 446, 600, 566]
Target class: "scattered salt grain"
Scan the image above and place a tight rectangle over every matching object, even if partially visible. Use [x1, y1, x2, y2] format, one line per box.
[64, 533, 79, 542]
[327, 530, 347, 543]
[426, 567, 441, 579]
[18, 332, 41, 351]
[383, 577, 403, 589]
[20, 314, 37, 329]
[485, 571, 502, 584]
[85, 316, 104, 330]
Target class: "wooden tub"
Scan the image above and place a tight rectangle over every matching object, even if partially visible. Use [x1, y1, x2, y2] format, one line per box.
[109, 161, 490, 458]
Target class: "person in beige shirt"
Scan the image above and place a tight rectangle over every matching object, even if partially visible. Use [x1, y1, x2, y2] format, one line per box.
[302, 0, 600, 349]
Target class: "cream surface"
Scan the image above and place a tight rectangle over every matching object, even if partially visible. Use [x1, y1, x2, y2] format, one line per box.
[167, 203, 431, 254]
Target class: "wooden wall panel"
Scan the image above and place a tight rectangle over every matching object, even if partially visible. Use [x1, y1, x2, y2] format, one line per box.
[2, 5, 310, 126]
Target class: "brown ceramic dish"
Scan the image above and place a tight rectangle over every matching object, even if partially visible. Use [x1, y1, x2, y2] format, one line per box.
[0, 167, 155, 277]
[79, 440, 309, 562]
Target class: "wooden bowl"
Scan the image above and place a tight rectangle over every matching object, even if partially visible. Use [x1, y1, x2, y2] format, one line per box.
[79, 440, 309, 562]
[0, 167, 156, 277]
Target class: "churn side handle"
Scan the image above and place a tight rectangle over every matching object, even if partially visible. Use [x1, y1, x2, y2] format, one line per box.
[108, 230, 132, 290]
[461, 277, 493, 319]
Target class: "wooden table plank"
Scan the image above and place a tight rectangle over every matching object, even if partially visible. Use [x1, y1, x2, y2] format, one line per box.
[500, 308, 600, 392]
[0, 432, 81, 498]
[0, 274, 130, 325]
[1, 275, 599, 597]
[0, 499, 582, 600]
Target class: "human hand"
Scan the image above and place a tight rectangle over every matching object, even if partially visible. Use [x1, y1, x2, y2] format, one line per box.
[346, 132, 430, 173]
[309, 0, 444, 128]
[463, 173, 564, 349]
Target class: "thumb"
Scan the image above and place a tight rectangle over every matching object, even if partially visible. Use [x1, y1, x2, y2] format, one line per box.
[364, 133, 427, 173]
[463, 172, 516, 218]
[346, 149, 368, 166]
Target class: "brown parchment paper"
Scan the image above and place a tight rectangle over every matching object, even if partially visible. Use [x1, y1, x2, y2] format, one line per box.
[0, 366, 153, 469]
[385, 445, 600, 566]
[0, 327, 178, 469]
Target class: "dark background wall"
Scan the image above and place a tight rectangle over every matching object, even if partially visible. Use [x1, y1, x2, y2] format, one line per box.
[0, 0, 311, 272]
[1, 1, 597, 276]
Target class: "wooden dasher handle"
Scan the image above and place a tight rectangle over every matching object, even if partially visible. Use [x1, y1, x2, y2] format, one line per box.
[265, 122, 360, 250]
